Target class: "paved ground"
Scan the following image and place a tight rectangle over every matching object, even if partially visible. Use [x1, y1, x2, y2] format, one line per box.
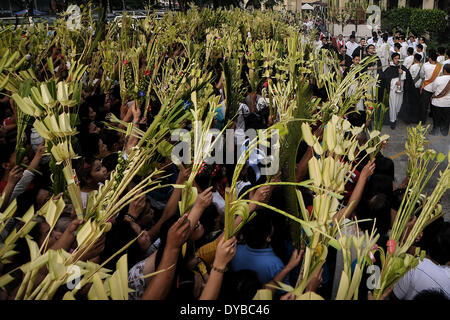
[380, 118, 450, 221]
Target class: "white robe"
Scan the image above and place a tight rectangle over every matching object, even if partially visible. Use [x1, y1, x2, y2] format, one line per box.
[377, 43, 390, 71]
[388, 67, 406, 122]
[347, 70, 365, 111]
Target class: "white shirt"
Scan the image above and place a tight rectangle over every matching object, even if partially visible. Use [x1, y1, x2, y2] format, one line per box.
[212, 191, 225, 216]
[431, 75, 450, 108]
[403, 55, 414, 70]
[422, 62, 439, 92]
[437, 56, 445, 64]
[408, 39, 418, 50]
[235, 102, 250, 144]
[367, 37, 374, 45]
[400, 42, 408, 59]
[441, 59, 450, 75]
[421, 43, 427, 57]
[313, 40, 322, 50]
[388, 36, 394, 50]
[409, 63, 423, 88]
[377, 42, 390, 70]
[414, 51, 425, 63]
[393, 258, 450, 300]
[345, 40, 359, 58]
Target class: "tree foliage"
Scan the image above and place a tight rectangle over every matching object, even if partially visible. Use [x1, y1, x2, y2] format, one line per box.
[382, 7, 447, 36]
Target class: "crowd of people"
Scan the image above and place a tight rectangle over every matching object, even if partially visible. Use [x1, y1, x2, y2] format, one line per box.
[0, 11, 449, 301]
[310, 28, 450, 134]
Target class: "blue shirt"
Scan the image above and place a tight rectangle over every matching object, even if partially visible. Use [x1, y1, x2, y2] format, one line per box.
[231, 244, 285, 285]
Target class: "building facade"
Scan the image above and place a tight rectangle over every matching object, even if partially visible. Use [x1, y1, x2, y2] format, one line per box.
[280, 0, 448, 12]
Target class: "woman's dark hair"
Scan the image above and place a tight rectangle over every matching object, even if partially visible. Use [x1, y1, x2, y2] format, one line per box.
[78, 102, 91, 122]
[219, 270, 263, 301]
[241, 213, 272, 249]
[413, 289, 449, 300]
[346, 111, 366, 128]
[79, 133, 100, 158]
[100, 130, 120, 153]
[101, 218, 145, 270]
[374, 155, 394, 179]
[101, 152, 119, 172]
[358, 193, 392, 236]
[0, 143, 15, 165]
[195, 164, 223, 191]
[364, 174, 394, 200]
[198, 204, 220, 244]
[416, 217, 444, 252]
[77, 157, 98, 188]
[427, 222, 450, 265]
[84, 94, 105, 112]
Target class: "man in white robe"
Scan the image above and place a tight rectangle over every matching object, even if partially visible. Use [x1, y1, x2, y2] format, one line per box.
[386, 53, 406, 128]
[377, 34, 390, 71]
[403, 47, 415, 70]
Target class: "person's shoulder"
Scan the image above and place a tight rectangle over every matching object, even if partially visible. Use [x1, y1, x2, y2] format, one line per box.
[416, 258, 450, 279]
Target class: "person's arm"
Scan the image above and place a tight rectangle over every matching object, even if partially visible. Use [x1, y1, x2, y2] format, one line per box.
[296, 126, 323, 182]
[265, 249, 303, 293]
[187, 186, 213, 232]
[124, 101, 141, 155]
[199, 236, 237, 300]
[29, 142, 45, 171]
[0, 166, 23, 212]
[8, 143, 46, 204]
[141, 214, 191, 300]
[50, 219, 82, 251]
[230, 184, 274, 236]
[146, 166, 191, 242]
[305, 266, 323, 293]
[124, 192, 146, 223]
[120, 100, 129, 120]
[334, 160, 375, 223]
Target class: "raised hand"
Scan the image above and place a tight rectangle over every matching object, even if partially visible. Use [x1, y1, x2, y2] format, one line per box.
[166, 214, 191, 250]
[213, 236, 237, 269]
[195, 186, 213, 210]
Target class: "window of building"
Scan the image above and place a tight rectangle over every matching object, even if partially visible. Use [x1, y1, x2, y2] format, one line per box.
[387, 0, 398, 10]
[406, 0, 422, 8]
[436, 0, 448, 11]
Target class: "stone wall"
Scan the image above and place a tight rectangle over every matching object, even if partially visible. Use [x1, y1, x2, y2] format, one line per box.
[332, 24, 372, 38]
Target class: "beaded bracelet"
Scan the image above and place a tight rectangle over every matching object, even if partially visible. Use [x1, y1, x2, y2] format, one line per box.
[211, 265, 227, 273]
[125, 214, 137, 222]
